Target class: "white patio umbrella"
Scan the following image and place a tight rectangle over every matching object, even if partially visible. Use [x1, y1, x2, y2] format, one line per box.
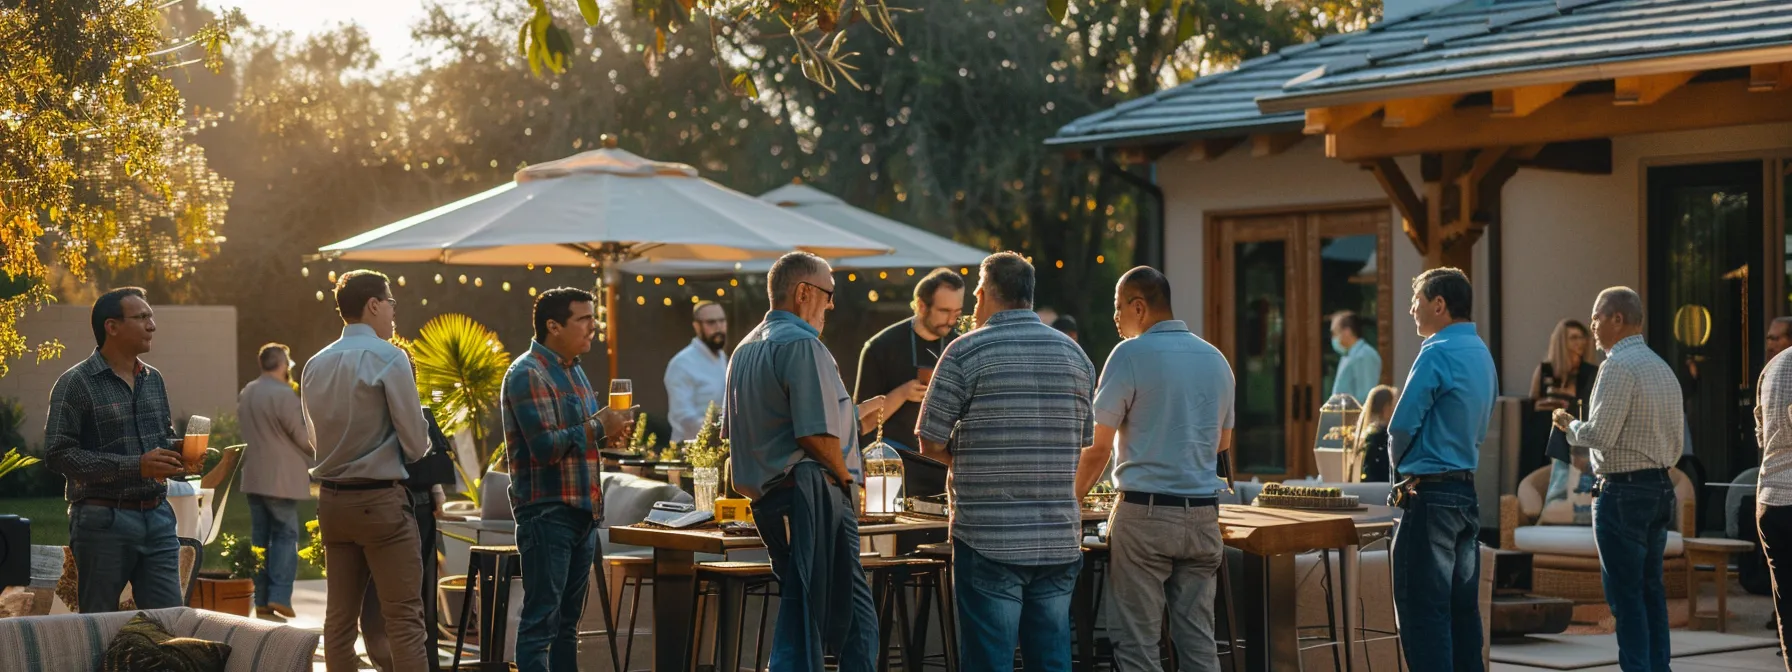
[312, 139, 891, 376]
[617, 182, 990, 276]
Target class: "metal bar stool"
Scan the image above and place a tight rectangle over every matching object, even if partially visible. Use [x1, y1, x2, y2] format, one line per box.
[1351, 522, 1402, 672]
[688, 561, 781, 672]
[909, 543, 960, 672]
[865, 556, 956, 672]
[1295, 549, 1347, 671]
[451, 545, 520, 669]
[606, 556, 655, 672]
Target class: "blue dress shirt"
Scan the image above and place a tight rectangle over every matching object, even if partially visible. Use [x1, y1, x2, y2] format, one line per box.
[1388, 323, 1498, 476]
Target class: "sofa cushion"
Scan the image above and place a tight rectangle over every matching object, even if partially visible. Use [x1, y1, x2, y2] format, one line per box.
[0, 606, 320, 672]
[1512, 525, 1683, 558]
[103, 612, 230, 672]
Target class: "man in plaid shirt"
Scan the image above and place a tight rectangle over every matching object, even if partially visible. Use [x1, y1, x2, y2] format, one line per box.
[501, 287, 635, 672]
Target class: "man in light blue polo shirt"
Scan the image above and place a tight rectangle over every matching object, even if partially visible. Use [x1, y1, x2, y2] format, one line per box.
[1388, 267, 1497, 672]
[726, 251, 884, 672]
[1075, 266, 1233, 672]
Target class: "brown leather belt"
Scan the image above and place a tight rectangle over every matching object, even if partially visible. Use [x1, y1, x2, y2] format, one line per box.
[322, 480, 399, 492]
[77, 496, 166, 511]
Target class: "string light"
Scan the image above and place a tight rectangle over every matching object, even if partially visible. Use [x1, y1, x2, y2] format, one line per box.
[906, 268, 915, 276]
[662, 297, 672, 306]
[961, 267, 969, 275]
[434, 274, 444, 284]
[502, 282, 511, 291]
[636, 296, 645, 305]
[878, 271, 888, 279]
[868, 290, 880, 302]
[691, 296, 699, 304]
[1096, 255, 1105, 264]
[458, 274, 468, 284]
[474, 277, 483, 287]
[716, 288, 725, 297]
[544, 266, 553, 274]
[847, 273, 857, 282]
[315, 291, 324, 301]
[528, 287, 538, 296]
[1055, 260, 1064, 269]
[397, 276, 406, 287]
[636, 275, 645, 283]
[527, 263, 535, 270]
[677, 277, 685, 286]
[301, 267, 310, 278]
[327, 270, 337, 283]
[421, 299, 429, 306]
[654, 278, 662, 285]
[729, 279, 738, 287]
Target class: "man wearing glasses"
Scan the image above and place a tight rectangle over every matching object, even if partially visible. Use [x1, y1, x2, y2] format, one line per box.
[665, 300, 730, 443]
[727, 252, 885, 671]
[45, 287, 187, 613]
[301, 270, 434, 671]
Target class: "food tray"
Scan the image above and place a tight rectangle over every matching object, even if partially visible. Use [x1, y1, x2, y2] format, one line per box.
[1253, 493, 1360, 510]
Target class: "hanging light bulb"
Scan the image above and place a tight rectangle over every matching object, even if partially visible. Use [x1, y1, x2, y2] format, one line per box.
[397, 275, 406, 287]
[677, 277, 686, 286]
[502, 281, 511, 291]
[327, 270, 338, 283]
[527, 263, 535, 270]
[474, 277, 483, 287]
[716, 288, 725, 297]
[458, 274, 468, 285]
[848, 273, 857, 282]
[636, 296, 645, 305]
[301, 267, 310, 278]
[662, 297, 672, 306]
[544, 266, 553, 274]
[315, 291, 324, 301]
[869, 290, 880, 302]
[906, 268, 915, 276]
[434, 274, 444, 284]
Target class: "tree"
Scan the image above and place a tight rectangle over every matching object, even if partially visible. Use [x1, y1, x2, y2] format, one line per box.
[0, 0, 234, 376]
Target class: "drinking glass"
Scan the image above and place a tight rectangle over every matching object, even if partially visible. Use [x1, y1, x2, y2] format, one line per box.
[609, 379, 633, 411]
[182, 415, 212, 478]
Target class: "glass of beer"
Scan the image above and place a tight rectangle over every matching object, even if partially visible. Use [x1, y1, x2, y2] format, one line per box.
[182, 415, 212, 478]
[917, 367, 934, 385]
[609, 379, 633, 410]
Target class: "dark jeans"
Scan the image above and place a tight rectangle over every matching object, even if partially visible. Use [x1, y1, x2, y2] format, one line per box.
[362, 487, 440, 671]
[753, 461, 879, 672]
[952, 538, 1082, 672]
[248, 494, 302, 608]
[1758, 502, 1792, 670]
[68, 501, 183, 614]
[1391, 480, 1482, 672]
[1594, 474, 1675, 672]
[515, 501, 598, 672]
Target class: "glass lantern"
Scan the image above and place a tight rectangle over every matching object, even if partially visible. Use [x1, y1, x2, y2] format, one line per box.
[862, 410, 905, 517]
[1313, 393, 1363, 484]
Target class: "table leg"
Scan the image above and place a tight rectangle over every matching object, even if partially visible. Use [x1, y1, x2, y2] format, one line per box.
[653, 548, 697, 671]
[1074, 562, 1097, 672]
[1715, 554, 1730, 634]
[716, 578, 746, 672]
[1241, 553, 1299, 672]
[1340, 546, 1358, 672]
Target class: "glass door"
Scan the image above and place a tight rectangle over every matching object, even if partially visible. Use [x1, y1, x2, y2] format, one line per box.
[1215, 215, 1300, 478]
[1646, 161, 1764, 494]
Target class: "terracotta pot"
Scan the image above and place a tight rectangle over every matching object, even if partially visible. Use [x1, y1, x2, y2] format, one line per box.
[190, 577, 255, 616]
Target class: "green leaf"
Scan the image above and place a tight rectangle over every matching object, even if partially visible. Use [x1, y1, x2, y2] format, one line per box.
[1047, 0, 1071, 23]
[578, 0, 603, 26]
[1146, 0, 1167, 14]
[730, 71, 759, 98]
[517, 21, 530, 57]
[1174, 2, 1199, 46]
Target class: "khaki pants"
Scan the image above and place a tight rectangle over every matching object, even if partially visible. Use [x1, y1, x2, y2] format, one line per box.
[319, 484, 427, 672]
[1107, 500, 1225, 672]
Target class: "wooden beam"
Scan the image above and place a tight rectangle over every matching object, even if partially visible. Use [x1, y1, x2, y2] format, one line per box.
[1251, 132, 1304, 158]
[1491, 82, 1575, 118]
[1749, 63, 1792, 92]
[1304, 103, 1381, 135]
[1517, 139, 1613, 175]
[1382, 95, 1461, 128]
[1184, 136, 1242, 162]
[1614, 71, 1695, 105]
[1364, 158, 1427, 254]
[1328, 79, 1792, 161]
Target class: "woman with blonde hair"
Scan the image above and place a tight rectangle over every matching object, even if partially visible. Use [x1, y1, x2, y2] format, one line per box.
[1531, 318, 1599, 413]
[1355, 385, 1398, 482]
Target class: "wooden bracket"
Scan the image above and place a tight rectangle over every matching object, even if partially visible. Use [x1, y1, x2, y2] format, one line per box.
[1491, 82, 1575, 118]
[1614, 71, 1695, 105]
[1184, 137, 1242, 162]
[1383, 95, 1462, 128]
[1750, 63, 1792, 92]
[1251, 132, 1305, 158]
[1305, 103, 1381, 135]
[1365, 158, 1427, 254]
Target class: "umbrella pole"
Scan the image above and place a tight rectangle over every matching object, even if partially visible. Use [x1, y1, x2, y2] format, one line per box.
[604, 266, 620, 381]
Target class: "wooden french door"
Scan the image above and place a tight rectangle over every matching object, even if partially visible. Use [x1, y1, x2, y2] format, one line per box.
[1208, 204, 1393, 481]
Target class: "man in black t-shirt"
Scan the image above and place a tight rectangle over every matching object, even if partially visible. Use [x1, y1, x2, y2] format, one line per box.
[855, 268, 966, 451]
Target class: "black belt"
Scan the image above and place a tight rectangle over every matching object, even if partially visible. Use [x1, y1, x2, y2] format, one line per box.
[1600, 468, 1668, 483]
[322, 480, 399, 492]
[1409, 470, 1474, 483]
[1121, 491, 1218, 507]
[77, 496, 166, 511]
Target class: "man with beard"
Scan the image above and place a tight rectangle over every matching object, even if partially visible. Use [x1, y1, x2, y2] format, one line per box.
[854, 268, 965, 451]
[666, 300, 730, 443]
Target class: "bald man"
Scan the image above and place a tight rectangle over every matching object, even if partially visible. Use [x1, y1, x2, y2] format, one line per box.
[1553, 287, 1683, 672]
[1768, 317, 1792, 362]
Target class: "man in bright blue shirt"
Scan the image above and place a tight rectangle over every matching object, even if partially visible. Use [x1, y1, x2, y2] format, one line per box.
[1330, 310, 1382, 403]
[1388, 267, 1497, 672]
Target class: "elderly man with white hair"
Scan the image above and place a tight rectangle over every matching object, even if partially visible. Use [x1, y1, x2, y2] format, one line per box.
[1552, 287, 1684, 672]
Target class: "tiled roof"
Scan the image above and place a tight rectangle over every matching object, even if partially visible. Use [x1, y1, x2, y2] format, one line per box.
[1050, 0, 1792, 148]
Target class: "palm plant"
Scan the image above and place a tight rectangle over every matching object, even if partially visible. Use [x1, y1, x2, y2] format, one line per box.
[404, 314, 511, 467]
[0, 397, 36, 481]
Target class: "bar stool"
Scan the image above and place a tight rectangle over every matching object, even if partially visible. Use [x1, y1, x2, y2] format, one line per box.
[606, 556, 654, 671]
[689, 561, 781, 672]
[865, 556, 956, 672]
[1350, 523, 1402, 672]
[451, 545, 520, 669]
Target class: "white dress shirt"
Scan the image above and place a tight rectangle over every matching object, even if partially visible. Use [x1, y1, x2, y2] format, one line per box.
[665, 338, 728, 443]
[301, 323, 431, 481]
[1758, 354, 1792, 506]
[1566, 335, 1684, 475]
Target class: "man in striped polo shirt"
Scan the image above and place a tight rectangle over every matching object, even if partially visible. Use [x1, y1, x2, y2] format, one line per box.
[918, 251, 1096, 672]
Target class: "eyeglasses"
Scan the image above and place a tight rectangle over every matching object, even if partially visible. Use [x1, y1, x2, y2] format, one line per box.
[800, 281, 835, 303]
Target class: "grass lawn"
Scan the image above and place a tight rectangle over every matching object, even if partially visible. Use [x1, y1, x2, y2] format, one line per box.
[0, 488, 325, 581]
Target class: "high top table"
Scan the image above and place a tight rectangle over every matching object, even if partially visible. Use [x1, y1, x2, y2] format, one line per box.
[610, 504, 1391, 672]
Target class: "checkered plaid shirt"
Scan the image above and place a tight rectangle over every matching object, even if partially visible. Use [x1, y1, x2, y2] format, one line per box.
[502, 341, 604, 518]
[1757, 354, 1792, 506]
[1567, 335, 1684, 475]
[43, 350, 178, 503]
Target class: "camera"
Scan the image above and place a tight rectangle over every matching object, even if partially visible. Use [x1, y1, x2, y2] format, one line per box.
[0, 514, 29, 588]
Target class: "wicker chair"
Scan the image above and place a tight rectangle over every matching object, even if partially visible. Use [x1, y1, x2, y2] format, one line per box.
[1499, 466, 1692, 602]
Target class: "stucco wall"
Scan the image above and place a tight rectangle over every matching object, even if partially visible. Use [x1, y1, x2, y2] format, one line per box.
[0, 304, 239, 450]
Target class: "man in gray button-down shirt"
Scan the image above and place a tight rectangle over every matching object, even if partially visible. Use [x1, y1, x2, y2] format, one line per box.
[238, 342, 314, 618]
[726, 252, 883, 672]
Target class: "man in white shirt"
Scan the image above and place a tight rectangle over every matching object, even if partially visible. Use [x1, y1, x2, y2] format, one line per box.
[1756, 319, 1792, 669]
[665, 300, 729, 442]
[302, 270, 432, 672]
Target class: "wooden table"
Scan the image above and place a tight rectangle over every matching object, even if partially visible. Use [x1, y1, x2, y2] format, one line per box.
[612, 505, 1389, 672]
[1684, 537, 1755, 632]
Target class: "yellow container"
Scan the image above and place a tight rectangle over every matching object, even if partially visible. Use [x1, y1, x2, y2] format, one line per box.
[714, 496, 753, 523]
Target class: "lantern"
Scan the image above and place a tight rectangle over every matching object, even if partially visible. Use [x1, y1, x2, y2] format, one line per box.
[1314, 393, 1363, 483]
[861, 408, 905, 518]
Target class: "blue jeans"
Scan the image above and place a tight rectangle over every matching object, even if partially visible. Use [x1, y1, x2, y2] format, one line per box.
[753, 462, 879, 672]
[1594, 474, 1676, 672]
[952, 538, 1082, 672]
[248, 495, 302, 607]
[515, 502, 598, 672]
[1391, 480, 1482, 672]
[68, 501, 183, 614]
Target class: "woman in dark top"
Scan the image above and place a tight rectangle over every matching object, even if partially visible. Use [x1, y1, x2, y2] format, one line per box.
[1357, 385, 1397, 482]
[1530, 318, 1600, 414]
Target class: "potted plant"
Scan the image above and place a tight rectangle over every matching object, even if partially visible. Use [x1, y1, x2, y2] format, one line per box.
[191, 533, 260, 616]
[687, 402, 728, 512]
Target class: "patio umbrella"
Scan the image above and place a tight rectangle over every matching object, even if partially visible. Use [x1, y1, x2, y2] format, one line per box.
[617, 182, 990, 276]
[312, 139, 891, 377]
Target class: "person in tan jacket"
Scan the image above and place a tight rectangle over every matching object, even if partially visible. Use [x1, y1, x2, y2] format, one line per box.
[238, 342, 315, 619]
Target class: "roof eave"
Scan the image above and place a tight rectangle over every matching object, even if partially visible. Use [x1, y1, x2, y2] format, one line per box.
[1045, 117, 1305, 151]
[1257, 42, 1792, 114]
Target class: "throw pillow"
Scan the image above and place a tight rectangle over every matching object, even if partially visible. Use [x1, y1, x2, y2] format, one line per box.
[1540, 446, 1596, 526]
[103, 612, 231, 672]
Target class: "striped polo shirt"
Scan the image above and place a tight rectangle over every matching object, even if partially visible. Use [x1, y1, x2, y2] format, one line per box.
[917, 309, 1095, 566]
